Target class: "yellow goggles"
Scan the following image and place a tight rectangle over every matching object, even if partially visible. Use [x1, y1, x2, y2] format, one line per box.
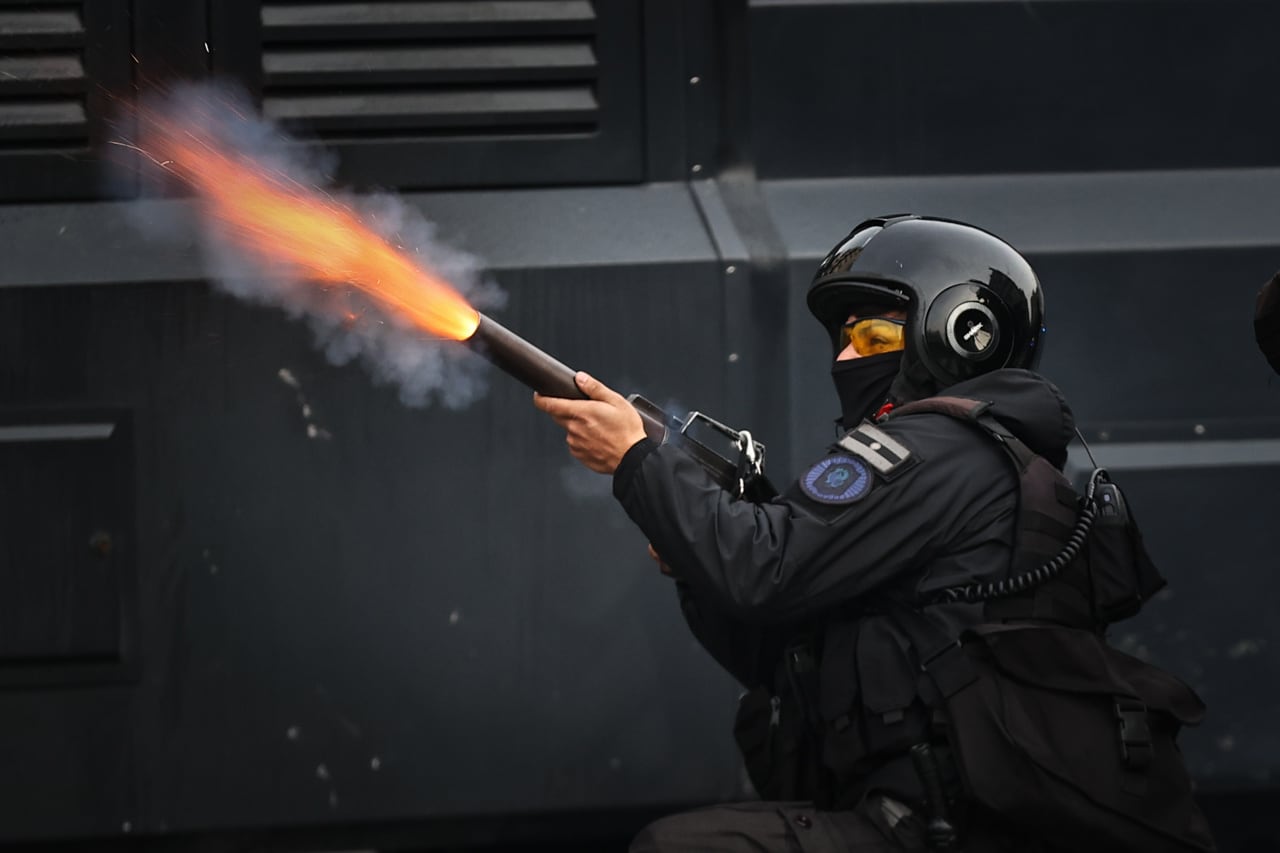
[840, 316, 906, 356]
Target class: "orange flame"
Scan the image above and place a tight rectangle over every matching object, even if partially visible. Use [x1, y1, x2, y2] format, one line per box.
[133, 105, 480, 341]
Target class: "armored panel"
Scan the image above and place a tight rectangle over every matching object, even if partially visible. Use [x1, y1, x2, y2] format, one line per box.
[1073, 462, 1280, 790]
[210, 0, 645, 189]
[0, 185, 749, 842]
[749, 0, 1280, 179]
[0, 412, 134, 669]
[764, 169, 1280, 467]
[0, 689, 135, 839]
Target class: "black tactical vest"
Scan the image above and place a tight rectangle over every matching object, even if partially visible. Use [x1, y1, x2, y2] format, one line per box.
[734, 396, 1217, 852]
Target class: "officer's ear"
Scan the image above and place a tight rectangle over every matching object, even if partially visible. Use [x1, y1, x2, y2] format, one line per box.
[1257, 272, 1280, 375]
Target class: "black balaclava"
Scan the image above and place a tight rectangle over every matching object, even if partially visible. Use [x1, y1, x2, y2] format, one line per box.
[832, 350, 903, 429]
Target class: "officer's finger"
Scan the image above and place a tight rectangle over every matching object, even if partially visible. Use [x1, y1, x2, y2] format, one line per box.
[565, 434, 591, 459]
[574, 371, 628, 406]
[533, 397, 577, 431]
[533, 392, 580, 419]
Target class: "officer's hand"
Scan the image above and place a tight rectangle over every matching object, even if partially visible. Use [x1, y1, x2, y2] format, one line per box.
[647, 543, 675, 577]
[533, 372, 647, 475]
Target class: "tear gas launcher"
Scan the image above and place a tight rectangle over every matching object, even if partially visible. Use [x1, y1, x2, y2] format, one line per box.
[467, 313, 775, 501]
[122, 93, 771, 497]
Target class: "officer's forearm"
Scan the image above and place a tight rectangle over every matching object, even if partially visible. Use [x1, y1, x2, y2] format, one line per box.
[615, 444, 806, 624]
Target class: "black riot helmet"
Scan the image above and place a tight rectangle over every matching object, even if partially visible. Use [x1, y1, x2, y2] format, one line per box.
[807, 215, 1045, 402]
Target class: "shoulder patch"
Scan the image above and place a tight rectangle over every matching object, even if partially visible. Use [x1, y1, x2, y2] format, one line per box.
[800, 455, 872, 504]
[837, 422, 915, 480]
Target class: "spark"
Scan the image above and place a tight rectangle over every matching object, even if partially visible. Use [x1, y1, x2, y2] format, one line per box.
[105, 139, 174, 170]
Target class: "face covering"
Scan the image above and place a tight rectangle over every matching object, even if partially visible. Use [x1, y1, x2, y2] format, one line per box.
[831, 350, 903, 428]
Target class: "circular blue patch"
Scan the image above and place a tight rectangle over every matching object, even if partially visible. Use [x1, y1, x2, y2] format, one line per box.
[800, 455, 871, 504]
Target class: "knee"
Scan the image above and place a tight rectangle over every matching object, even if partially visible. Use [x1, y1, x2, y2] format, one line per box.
[628, 811, 708, 853]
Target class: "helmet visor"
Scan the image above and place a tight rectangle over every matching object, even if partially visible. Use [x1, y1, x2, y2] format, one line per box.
[840, 316, 905, 357]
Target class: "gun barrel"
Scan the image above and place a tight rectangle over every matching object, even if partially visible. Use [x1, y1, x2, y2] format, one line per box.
[467, 313, 587, 400]
[468, 313, 668, 444]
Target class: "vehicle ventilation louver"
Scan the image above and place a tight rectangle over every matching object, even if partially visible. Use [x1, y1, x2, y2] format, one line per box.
[260, 1, 601, 139]
[0, 4, 89, 151]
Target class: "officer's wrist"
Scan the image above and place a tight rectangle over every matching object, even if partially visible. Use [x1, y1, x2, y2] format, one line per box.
[612, 436, 657, 499]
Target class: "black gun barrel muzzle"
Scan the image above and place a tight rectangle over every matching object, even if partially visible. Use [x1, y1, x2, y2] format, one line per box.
[468, 313, 668, 444]
[467, 313, 587, 399]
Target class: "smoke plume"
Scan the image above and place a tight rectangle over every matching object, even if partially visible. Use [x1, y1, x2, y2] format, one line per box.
[114, 82, 504, 409]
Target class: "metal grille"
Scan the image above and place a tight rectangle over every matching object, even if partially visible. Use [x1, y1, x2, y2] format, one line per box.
[260, 1, 602, 139]
[0, 3, 89, 149]
[0, 0, 131, 202]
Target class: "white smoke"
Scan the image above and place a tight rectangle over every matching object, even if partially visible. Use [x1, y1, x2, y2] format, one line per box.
[557, 463, 613, 501]
[121, 82, 505, 409]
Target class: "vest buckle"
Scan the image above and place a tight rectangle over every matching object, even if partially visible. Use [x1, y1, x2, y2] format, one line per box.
[1114, 697, 1153, 770]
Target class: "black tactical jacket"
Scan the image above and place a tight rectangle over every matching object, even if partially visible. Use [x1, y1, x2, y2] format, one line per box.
[611, 367, 1218, 851]
[614, 368, 1072, 651]
[611, 368, 1077, 800]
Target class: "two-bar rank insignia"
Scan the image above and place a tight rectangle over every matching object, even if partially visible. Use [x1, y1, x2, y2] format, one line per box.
[837, 422, 915, 480]
[801, 455, 872, 504]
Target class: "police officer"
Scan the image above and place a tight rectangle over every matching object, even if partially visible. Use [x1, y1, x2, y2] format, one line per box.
[534, 216, 1216, 852]
[1258, 272, 1280, 375]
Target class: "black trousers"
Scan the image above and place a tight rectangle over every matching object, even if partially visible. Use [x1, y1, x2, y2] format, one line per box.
[629, 797, 918, 853]
[629, 797, 1042, 853]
